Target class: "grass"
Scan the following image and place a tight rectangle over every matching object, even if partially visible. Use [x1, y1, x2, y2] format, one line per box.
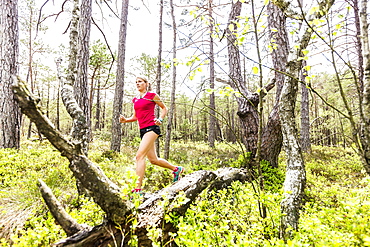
[0, 140, 369, 246]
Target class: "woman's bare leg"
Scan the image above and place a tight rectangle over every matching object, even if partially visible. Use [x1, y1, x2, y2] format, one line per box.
[146, 140, 176, 170]
[135, 131, 174, 189]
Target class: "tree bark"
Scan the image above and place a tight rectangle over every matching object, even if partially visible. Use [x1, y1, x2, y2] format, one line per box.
[74, 0, 92, 145]
[300, 64, 311, 152]
[66, 0, 89, 156]
[227, 1, 259, 160]
[164, 0, 177, 160]
[95, 78, 101, 131]
[0, 0, 21, 149]
[260, 2, 289, 167]
[276, 0, 335, 238]
[56, 59, 62, 131]
[208, 0, 216, 148]
[38, 179, 88, 236]
[110, 0, 129, 152]
[155, 0, 164, 156]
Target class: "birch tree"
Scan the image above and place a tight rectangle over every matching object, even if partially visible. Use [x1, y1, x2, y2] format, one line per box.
[360, 0, 370, 174]
[272, 0, 335, 238]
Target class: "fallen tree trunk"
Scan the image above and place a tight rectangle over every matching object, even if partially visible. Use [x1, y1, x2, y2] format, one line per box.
[53, 168, 249, 247]
[12, 77, 250, 246]
[12, 76, 132, 223]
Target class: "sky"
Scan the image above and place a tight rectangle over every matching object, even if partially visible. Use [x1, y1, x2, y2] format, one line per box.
[30, 0, 338, 100]
[34, 0, 201, 97]
[38, 1, 163, 63]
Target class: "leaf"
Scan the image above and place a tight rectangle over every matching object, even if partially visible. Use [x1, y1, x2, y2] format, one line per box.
[308, 6, 319, 15]
[228, 24, 235, 32]
[303, 65, 311, 71]
[305, 76, 311, 83]
[363, 235, 370, 246]
[252, 66, 259, 74]
[313, 19, 321, 26]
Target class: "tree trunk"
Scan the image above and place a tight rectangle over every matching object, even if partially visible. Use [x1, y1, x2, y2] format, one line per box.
[208, 0, 216, 148]
[95, 78, 101, 131]
[38, 179, 88, 236]
[66, 0, 89, 156]
[300, 64, 311, 152]
[155, 0, 163, 156]
[359, 0, 370, 174]
[260, 2, 288, 167]
[227, 1, 259, 160]
[74, 0, 92, 147]
[110, 0, 129, 152]
[55, 58, 62, 131]
[0, 0, 21, 149]
[276, 0, 335, 238]
[164, 0, 177, 160]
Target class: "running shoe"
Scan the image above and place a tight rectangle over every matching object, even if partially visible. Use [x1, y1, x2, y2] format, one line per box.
[172, 166, 184, 182]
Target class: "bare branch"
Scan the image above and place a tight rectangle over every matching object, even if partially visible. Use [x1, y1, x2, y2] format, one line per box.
[38, 179, 89, 236]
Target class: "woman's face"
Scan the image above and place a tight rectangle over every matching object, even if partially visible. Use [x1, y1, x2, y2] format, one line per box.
[136, 77, 147, 92]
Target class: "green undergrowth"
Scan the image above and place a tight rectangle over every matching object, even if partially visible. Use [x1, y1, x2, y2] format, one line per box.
[0, 141, 369, 246]
[170, 146, 370, 246]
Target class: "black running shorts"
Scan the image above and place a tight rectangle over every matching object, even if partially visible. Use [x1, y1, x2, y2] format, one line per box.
[140, 125, 162, 139]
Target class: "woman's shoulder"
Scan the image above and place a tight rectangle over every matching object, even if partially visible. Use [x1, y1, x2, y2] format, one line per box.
[146, 91, 157, 99]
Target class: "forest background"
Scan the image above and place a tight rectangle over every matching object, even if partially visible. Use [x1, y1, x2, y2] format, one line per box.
[1, 0, 370, 246]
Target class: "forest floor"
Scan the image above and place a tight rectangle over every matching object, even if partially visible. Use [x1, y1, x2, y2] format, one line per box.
[0, 139, 369, 246]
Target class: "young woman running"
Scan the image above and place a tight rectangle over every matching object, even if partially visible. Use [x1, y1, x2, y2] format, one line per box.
[119, 76, 184, 193]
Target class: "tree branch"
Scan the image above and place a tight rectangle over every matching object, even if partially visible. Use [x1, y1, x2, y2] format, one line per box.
[38, 179, 89, 236]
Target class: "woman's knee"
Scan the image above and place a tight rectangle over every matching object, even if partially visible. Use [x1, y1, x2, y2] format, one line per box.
[136, 152, 146, 162]
[148, 157, 160, 165]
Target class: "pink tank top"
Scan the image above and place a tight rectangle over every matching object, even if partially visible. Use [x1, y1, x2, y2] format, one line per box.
[133, 92, 157, 129]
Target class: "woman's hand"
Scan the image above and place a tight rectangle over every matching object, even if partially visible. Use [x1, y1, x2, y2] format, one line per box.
[155, 117, 163, 126]
[119, 115, 127, 123]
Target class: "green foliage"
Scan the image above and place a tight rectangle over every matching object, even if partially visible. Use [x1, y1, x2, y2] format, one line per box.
[67, 196, 105, 226]
[2, 212, 65, 247]
[1, 142, 369, 246]
[167, 146, 369, 246]
[166, 141, 241, 172]
[0, 140, 72, 205]
[175, 182, 282, 246]
[260, 160, 285, 192]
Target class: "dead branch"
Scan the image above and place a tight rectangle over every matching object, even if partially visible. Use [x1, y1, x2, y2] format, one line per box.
[38, 179, 89, 236]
